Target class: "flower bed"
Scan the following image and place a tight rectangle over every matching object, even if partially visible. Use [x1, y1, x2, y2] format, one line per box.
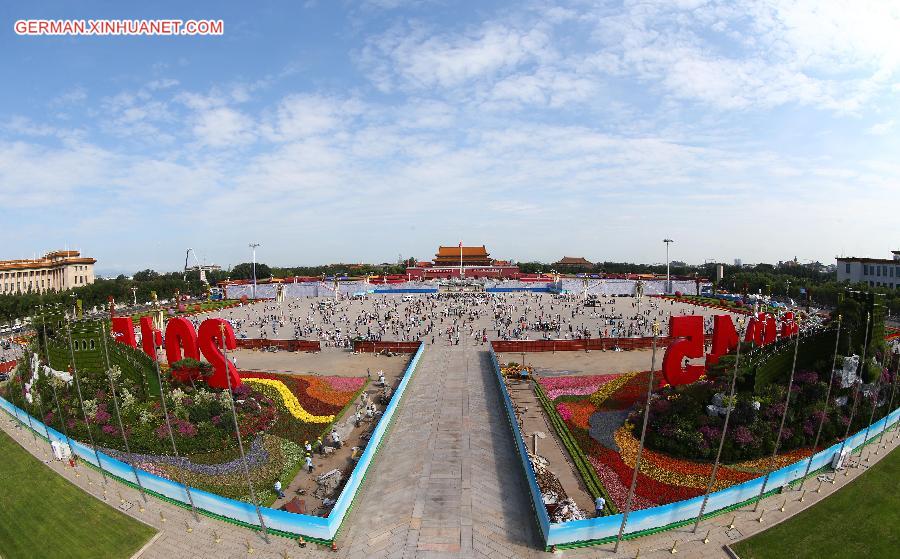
[535, 368, 830, 512]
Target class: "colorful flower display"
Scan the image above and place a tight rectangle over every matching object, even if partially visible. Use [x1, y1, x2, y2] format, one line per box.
[242, 377, 334, 423]
[540, 374, 618, 400]
[539, 368, 828, 512]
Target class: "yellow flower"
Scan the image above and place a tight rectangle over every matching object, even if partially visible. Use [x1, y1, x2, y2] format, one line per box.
[243, 378, 333, 423]
[589, 371, 639, 407]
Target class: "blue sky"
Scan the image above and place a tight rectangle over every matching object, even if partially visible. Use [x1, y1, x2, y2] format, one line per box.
[2, 1, 899, 275]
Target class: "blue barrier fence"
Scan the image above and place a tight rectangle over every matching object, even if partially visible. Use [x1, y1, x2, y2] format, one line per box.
[0, 343, 425, 542]
[488, 346, 899, 548]
[486, 287, 553, 293]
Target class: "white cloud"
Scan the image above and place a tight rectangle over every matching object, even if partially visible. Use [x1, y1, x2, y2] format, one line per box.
[193, 107, 255, 148]
[363, 21, 553, 91]
[261, 95, 363, 142]
[865, 119, 895, 136]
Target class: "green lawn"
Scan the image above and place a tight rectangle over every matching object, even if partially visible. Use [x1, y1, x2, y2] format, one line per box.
[0, 430, 156, 559]
[733, 443, 899, 559]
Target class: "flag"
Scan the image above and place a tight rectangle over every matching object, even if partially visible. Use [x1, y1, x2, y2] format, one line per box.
[458, 241, 462, 247]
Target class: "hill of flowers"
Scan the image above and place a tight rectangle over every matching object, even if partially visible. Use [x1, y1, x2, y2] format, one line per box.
[536, 371, 819, 512]
[1, 351, 365, 506]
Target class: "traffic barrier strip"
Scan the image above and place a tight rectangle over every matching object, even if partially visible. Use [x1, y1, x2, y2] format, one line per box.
[487, 345, 900, 549]
[0, 343, 425, 543]
[234, 339, 321, 352]
[490, 336, 712, 353]
[352, 340, 421, 353]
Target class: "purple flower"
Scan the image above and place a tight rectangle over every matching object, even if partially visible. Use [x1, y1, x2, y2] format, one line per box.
[803, 419, 815, 437]
[154, 423, 171, 439]
[732, 426, 754, 445]
[175, 420, 197, 438]
[93, 409, 112, 425]
[795, 371, 818, 385]
[44, 412, 55, 424]
[102, 424, 118, 436]
[699, 425, 722, 442]
[765, 402, 786, 419]
[779, 427, 793, 441]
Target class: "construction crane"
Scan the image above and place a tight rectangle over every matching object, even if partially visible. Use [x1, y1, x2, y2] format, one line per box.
[183, 248, 209, 284]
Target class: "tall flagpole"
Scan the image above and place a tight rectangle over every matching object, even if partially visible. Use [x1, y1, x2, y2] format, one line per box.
[876, 350, 898, 450]
[859, 347, 887, 462]
[614, 321, 659, 553]
[41, 313, 76, 459]
[65, 318, 108, 484]
[693, 316, 746, 532]
[100, 322, 148, 502]
[753, 318, 801, 512]
[10, 351, 39, 445]
[834, 312, 870, 470]
[799, 316, 841, 490]
[149, 335, 199, 521]
[219, 323, 269, 542]
[26, 348, 54, 458]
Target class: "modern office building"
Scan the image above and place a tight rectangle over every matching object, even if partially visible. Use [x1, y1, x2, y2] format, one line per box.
[836, 251, 900, 288]
[0, 250, 96, 294]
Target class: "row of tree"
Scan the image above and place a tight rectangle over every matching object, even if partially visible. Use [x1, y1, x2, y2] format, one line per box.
[2, 260, 897, 324]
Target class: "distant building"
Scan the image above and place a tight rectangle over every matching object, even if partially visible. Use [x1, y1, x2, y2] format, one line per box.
[185, 264, 222, 272]
[0, 250, 96, 295]
[734, 258, 742, 267]
[406, 244, 519, 279]
[433, 245, 493, 267]
[836, 251, 900, 288]
[554, 256, 593, 270]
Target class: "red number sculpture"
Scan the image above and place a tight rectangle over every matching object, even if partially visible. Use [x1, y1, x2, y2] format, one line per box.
[706, 314, 738, 366]
[662, 315, 705, 385]
[197, 318, 241, 389]
[164, 317, 199, 363]
[780, 312, 798, 337]
[139, 316, 162, 360]
[110, 316, 136, 348]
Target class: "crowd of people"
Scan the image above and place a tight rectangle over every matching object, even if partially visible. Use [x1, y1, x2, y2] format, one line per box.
[203, 292, 743, 347]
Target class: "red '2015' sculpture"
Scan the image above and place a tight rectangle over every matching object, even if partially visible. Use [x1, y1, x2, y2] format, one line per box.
[662, 312, 797, 386]
[112, 316, 241, 390]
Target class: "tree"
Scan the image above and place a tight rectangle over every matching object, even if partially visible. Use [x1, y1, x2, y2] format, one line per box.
[230, 262, 272, 281]
[132, 269, 160, 281]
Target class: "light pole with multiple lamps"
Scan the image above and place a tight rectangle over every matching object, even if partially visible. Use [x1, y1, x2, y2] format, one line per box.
[249, 242, 260, 299]
[663, 238, 674, 294]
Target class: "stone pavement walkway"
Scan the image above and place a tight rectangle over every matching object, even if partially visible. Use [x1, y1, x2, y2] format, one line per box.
[2, 342, 898, 559]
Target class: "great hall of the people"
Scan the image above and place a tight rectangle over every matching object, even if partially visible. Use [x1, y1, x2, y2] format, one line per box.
[0, 250, 96, 295]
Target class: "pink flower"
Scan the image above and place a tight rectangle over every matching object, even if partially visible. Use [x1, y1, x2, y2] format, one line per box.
[556, 402, 573, 421]
[540, 374, 619, 400]
[326, 377, 366, 391]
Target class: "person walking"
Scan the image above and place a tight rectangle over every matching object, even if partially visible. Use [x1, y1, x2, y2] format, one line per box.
[595, 496, 606, 517]
[274, 480, 286, 499]
[305, 454, 314, 473]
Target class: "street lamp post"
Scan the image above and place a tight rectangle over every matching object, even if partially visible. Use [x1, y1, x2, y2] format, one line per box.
[249, 243, 260, 299]
[663, 238, 674, 294]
